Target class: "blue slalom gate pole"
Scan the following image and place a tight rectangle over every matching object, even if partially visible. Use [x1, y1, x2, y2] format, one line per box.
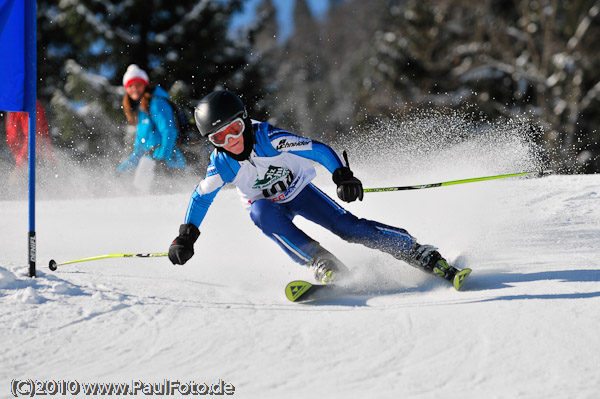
[28, 114, 36, 277]
[26, 0, 37, 278]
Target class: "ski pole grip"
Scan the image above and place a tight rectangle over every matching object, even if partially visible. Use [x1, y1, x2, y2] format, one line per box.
[342, 150, 350, 168]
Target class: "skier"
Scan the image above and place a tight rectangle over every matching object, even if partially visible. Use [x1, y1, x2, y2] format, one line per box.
[168, 90, 469, 289]
[119, 64, 186, 184]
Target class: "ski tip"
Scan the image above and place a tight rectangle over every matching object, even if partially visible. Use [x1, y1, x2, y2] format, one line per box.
[285, 280, 314, 302]
[453, 268, 472, 291]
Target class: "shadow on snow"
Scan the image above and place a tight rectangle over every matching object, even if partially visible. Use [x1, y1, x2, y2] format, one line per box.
[299, 269, 600, 307]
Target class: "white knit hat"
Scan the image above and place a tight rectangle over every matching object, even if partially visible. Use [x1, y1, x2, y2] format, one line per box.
[122, 64, 150, 88]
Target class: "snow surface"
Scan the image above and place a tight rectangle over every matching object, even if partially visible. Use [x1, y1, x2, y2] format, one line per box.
[1, 125, 600, 398]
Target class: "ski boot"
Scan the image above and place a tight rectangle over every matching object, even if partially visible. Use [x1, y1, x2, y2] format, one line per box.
[306, 247, 349, 285]
[406, 243, 471, 290]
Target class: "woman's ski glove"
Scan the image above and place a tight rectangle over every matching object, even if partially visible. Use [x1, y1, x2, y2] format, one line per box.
[168, 223, 200, 265]
[332, 151, 364, 203]
[152, 145, 167, 161]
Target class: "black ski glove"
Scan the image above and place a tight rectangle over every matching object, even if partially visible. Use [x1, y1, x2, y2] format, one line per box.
[168, 223, 200, 265]
[332, 151, 364, 203]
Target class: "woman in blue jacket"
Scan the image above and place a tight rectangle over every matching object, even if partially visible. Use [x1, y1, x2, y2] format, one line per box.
[119, 64, 186, 172]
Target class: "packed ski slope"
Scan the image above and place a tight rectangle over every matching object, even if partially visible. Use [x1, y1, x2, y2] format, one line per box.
[1, 119, 599, 399]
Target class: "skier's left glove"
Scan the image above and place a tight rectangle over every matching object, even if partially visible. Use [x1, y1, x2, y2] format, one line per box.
[332, 166, 364, 202]
[168, 223, 200, 265]
[152, 145, 166, 161]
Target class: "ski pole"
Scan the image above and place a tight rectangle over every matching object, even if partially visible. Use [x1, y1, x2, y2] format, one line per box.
[48, 252, 168, 271]
[363, 170, 552, 193]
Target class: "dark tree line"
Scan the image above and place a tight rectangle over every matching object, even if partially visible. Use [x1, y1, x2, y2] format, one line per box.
[259, 0, 600, 173]
[32, 0, 269, 163]
[2, 0, 598, 174]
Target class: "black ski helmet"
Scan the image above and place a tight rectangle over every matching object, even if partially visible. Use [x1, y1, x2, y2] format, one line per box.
[194, 90, 247, 137]
[194, 90, 254, 160]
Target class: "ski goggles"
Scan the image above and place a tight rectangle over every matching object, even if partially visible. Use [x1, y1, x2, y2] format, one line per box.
[207, 118, 245, 147]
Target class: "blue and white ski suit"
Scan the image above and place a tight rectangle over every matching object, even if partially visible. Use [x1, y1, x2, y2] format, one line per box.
[184, 121, 416, 265]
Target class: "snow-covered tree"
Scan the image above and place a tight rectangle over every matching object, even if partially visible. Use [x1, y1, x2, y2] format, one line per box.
[369, 0, 600, 172]
[38, 0, 269, 164]
[260, 0, 386, 141]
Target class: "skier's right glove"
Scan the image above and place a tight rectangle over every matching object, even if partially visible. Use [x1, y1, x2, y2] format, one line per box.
[333, 167, 364, 203]
[332, 150, 364, 203]
[168, 223, 200, 265]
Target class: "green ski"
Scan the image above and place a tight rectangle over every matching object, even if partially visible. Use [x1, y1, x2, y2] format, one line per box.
[453, 268, 472, 290]
[285, 268, 472, 302]
[285, 280, 345, 303]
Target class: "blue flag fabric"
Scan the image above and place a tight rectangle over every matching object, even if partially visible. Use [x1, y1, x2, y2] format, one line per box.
[0, 0, 26, 112]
